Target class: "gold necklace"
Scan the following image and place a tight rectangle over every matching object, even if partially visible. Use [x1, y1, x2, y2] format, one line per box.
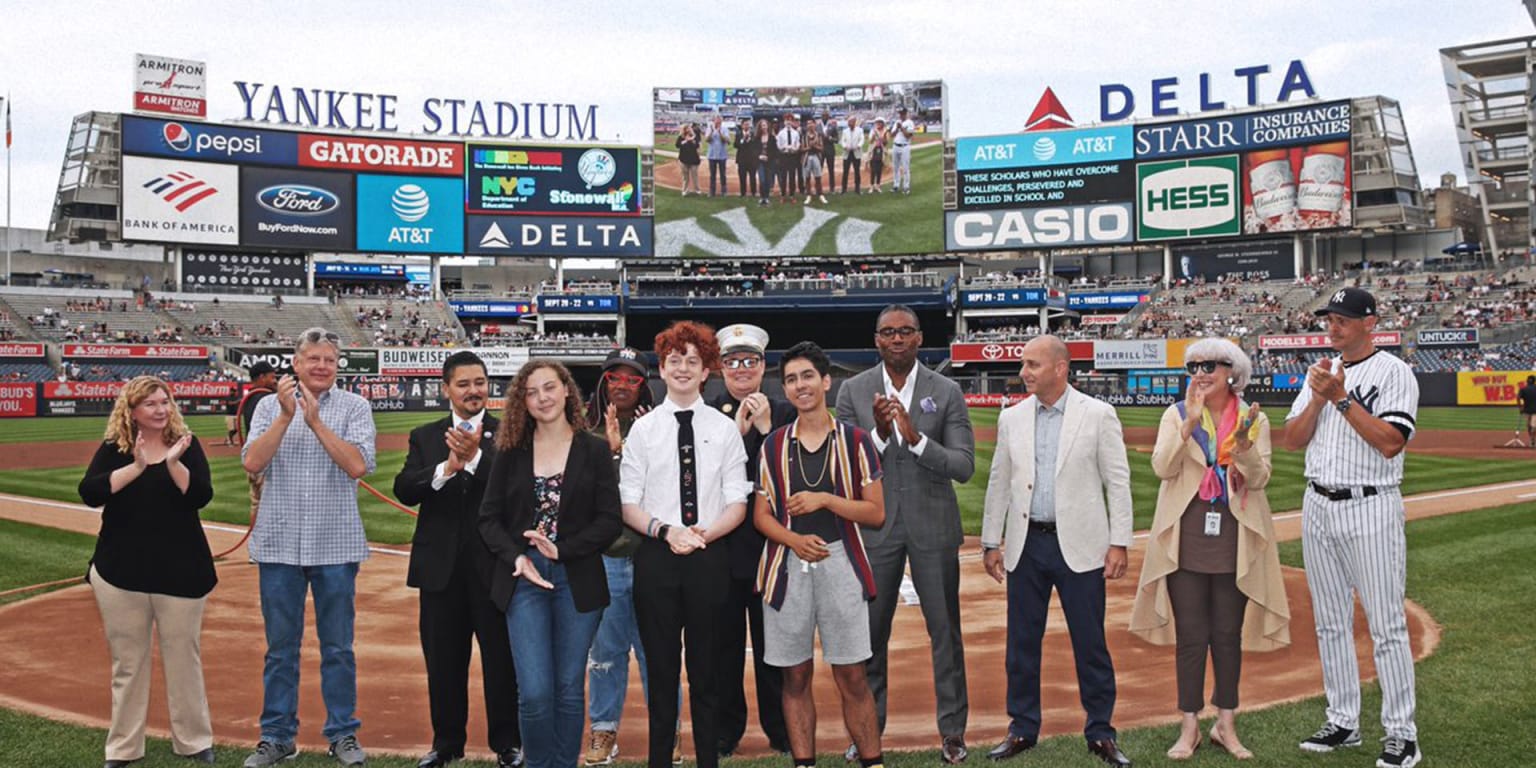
[796, 429, 834, 488]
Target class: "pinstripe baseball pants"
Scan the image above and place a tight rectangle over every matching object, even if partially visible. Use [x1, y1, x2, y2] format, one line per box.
[1301, 486, 1417, 740]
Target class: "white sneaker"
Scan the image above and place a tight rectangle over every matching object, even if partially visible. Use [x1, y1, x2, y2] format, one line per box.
[819, 195, 828, 204]
[804, 195, 812, 204]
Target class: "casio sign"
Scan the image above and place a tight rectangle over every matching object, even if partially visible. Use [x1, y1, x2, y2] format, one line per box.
[257, 184, 340, 216]
[947, 203, 1133, 250]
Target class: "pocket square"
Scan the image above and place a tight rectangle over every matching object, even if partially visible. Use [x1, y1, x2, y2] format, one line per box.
[920, 396, 937, 413]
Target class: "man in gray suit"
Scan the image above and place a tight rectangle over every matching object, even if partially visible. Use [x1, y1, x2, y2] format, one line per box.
[834, 304, 975, 764]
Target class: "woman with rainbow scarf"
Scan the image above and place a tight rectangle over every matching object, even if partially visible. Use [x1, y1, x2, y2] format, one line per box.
[1130, 338, 1291, 762]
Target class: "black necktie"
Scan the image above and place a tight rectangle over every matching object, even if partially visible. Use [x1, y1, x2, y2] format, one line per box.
[676, 410, 698, 526]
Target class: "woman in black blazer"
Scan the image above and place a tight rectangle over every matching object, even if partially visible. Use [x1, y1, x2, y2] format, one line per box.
[479, 359, 621, 768]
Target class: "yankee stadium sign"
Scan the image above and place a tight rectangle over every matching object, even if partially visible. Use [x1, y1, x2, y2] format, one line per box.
[232, 81, 601, 140]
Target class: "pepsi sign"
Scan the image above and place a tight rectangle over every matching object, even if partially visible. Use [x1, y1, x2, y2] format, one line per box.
[122, 115, 299, 165]
[240, 167, 355, 250]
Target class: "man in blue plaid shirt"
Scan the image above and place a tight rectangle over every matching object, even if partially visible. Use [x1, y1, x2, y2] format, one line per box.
[241, 328, 377, 768]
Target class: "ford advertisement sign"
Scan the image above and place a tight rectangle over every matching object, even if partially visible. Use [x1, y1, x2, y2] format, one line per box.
[239, 167, 355, 250]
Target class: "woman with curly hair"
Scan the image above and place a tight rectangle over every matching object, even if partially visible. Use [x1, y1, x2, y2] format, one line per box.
[78, 376, 216, 767]
[479, 359, 622, 768]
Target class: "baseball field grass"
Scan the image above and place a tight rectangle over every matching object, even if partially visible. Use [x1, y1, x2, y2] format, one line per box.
[2, 501, 1530, 766]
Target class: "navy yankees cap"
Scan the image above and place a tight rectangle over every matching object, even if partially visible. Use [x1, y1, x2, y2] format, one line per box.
[1315, 287, 1377, 319]
[602, 347, 648, 377]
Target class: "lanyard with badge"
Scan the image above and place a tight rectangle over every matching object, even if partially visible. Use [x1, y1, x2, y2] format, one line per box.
[1196, 407, 1226, 537]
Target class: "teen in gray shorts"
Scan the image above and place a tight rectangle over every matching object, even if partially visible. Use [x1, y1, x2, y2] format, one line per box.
[753, 342, 887, 768]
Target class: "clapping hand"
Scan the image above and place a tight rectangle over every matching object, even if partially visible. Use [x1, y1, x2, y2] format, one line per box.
[665, 525, 708, 555]
[513, 554, 554, 590]
[524, 529, 560, 561]
[131, 432, 151, 471]
[1307, 358, 1346, 403]
[1234, 402, 1261, 452]
[275, 375, 298, 418]
[605, 403, 623, 453]
[166, 433, 193, 464]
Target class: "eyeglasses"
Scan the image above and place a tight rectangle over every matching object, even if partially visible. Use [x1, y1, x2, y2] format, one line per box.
[603, 370, 645, 388]
[876, 326, 919, 339]
[302, 329, 341, 343]
[1185, 360, 1231, 375]
[722, 357, 762, 370]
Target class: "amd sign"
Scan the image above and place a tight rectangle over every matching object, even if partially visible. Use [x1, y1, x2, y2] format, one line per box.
[945, 203, 1133, 250]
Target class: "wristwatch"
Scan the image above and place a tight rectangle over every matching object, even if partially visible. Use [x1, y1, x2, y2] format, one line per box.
[981, 544, 999, 555]
[1334, 396, 1352, 414]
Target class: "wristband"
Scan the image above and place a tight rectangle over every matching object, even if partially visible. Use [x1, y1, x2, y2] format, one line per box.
[656, 524, 671, 541]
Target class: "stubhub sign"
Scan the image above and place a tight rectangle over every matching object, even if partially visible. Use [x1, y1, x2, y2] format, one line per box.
[355, 174, 463, 253]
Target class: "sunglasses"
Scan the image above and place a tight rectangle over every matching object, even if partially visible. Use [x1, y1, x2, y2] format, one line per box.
[876, 326, 919, 339]
[302, 329, 341, 343]
[723, 357, 762, 370]
[1185, 360, 1231, 375]
[603, 370, 645, 388]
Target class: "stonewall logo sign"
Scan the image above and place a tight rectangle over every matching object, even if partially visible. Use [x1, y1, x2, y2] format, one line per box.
[1136, 155, 1240, 241]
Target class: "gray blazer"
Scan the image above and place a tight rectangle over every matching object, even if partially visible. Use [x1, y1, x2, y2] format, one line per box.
[835, 362, 975, 552]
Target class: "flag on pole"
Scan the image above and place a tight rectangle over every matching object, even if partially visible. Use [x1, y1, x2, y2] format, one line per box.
[3, 97, 10, 148]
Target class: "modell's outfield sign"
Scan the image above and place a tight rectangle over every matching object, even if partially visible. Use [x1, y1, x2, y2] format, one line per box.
[1257, 332, 1401, 350]
[63, 344, 209, 359]
[1134, 100, 1351, 160]
[0, 343, 46, 357]
[232, 82, 599, 140]
[1416, 328, 1479, 346]
[946, 204, 1133, 250]
[134, 53, 207, 118]
[44, 381, 237, 399]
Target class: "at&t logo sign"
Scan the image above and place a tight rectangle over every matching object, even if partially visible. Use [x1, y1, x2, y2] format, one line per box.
[390, 184, 433, 244]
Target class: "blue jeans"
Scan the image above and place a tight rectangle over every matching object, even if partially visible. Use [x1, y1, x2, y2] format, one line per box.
[588, 555, 646, 731]
[257, 562, 361, 744]
[507, 551, 601, 768]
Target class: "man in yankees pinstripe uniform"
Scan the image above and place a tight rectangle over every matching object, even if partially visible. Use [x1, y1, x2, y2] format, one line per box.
[1280, 287, 1421, 768]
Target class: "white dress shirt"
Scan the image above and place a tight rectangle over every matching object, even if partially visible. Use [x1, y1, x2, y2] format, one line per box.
[870, 364, 931, 456]
[431, 408, 487, 490]
[620, 396, 751, 530]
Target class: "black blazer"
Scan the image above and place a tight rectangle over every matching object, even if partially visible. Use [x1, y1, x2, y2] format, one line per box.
[477, 430, 621, 613]
[395, 415, 503, 593]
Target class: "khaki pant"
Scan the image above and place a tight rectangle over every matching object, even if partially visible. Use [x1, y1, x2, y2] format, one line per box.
[89, 565, 213, 760]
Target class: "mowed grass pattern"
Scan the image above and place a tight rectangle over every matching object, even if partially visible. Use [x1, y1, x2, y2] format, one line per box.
[1, 503, 1530, 766]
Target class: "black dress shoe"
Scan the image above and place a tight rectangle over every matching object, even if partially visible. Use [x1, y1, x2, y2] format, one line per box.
[941, 736, 969, 764]
[184, 748, 216, 764]
[717, 738, 740, 758]
[497, 747, 525, 768]
[987, 735, 1038, 761]
[417, 749, 464, 768]
[1087, 739, 1132, 767]
[104, 761, 138, 768]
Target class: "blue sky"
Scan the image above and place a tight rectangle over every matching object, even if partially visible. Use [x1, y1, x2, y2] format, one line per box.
[1, 0, 1531, 230]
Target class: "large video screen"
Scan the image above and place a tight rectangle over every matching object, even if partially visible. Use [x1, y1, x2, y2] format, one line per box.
[651, 80, 946, 257]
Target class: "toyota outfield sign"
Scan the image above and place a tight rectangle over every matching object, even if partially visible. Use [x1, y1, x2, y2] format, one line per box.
[1136, 155, 1240, 241]
[946, 203, 1134, 251]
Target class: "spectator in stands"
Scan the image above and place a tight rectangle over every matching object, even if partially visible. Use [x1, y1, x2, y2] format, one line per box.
[478, 360, 622, 768]
[709, 324, 794, 756]
[79, 376, 216, 767]
[1130, 339, 1288, 761]
[241, 329, 377, 767]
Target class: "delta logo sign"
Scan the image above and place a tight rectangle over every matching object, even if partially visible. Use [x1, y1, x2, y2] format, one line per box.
[1022, 59, 1317, 125]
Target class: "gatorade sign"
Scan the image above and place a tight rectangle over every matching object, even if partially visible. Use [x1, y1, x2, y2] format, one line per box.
[1136, 155, 1240, 240]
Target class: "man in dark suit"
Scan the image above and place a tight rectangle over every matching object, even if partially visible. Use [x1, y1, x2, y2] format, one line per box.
[834, 305, 975, 764]
[394, 351, 522, 768]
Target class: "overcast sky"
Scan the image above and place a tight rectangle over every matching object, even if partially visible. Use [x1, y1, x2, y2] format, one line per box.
[1, 0, 1532, 231]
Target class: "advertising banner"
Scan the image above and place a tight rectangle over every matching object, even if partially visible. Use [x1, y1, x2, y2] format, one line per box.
[1241, 142, 1352, 234]
[653, 78, 945, 257]
[122, 115, 298, 166]
[466, 144, 642, 216]
[239, 167, 356, 250]
[1457, 370, 1536, 406]
[957, 160, 1134, 210]
[537, 295, 620, 313]
[226, 346, 378, 375]
[44, 380, 237, 399]
[1134, 100, 1352, 160]
[526, 346, 612, 362]
[447, 300, 534, 317]
[1066, 291, 1148, 310]
[339, 375, 512, 412]
[133, 54, 207, 118]
[1094, 339, 1167, 369]
[1416, 328, 1480, 347]
[63, 343, 209, 359]
[959, 289, 1046, 308]
[298, 134, 463, 175]
[955, 125, 1133, 172]
[1257, 332, 1402, 350]
[1080, 313, 1127, 325]
[946, 203, 1134, 250]
[0, 384, 38, 418]
[121, 156, 240, 245]
[949, 340, 1095, 364]
[355, 174, 464, 254]
[1174, 239, 1294, 281]
[379, 347, 457, 377]
[0, 343, 46, 358]
[1136, 154, 1241, 241]
[181, 250, 307, 293]
[466, 214, 651, 257]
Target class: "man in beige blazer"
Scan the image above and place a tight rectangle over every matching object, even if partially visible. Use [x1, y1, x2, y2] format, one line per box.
[979, 335, 1133, 768]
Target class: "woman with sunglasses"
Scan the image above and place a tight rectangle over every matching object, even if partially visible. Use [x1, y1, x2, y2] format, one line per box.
[1129, 338, 1290, 761]
[479, 360, 623, 768]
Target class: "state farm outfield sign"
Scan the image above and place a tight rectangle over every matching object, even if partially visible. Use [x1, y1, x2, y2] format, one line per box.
[63, 344, 209, 359]
[43, 381, 238, 399]
[1257, 332, 1401, 350]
